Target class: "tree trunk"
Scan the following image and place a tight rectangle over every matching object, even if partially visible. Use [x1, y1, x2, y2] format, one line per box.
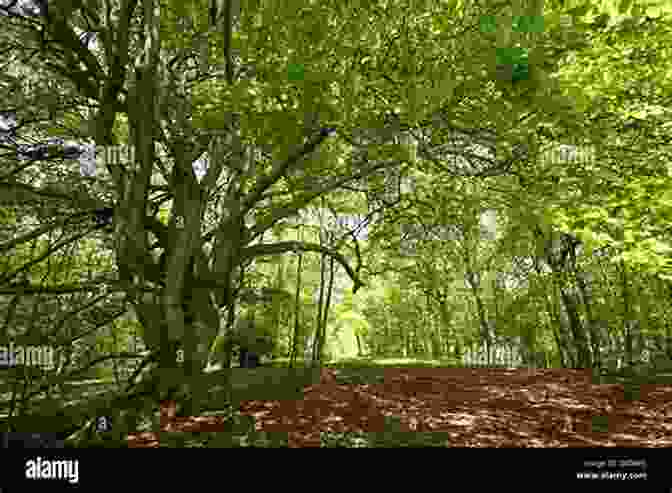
[289, 249, 304, 368]
[311, 239, 327, 366]
[560, 287, 592, 367]
[317, 254, 336, 363]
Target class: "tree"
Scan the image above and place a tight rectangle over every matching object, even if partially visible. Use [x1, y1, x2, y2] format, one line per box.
[4, 1, 670, 443]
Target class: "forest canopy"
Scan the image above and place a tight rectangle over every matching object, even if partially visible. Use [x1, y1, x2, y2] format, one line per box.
[0, 0, 671, 447]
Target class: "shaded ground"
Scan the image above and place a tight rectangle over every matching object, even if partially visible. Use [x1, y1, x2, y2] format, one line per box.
[126, 367, 672, 447]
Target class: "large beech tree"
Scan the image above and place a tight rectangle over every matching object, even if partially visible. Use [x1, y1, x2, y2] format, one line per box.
[1, 0, 607, 411]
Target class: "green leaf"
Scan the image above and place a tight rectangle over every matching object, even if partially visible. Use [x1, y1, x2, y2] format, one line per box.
[631, 3, 643, 17]
[512, 15, 544, 33]
[480, 15, 497, 33]
[568, 3, 593, 18]
[617, 0, 631, 14]
[287, 64, 305, 81]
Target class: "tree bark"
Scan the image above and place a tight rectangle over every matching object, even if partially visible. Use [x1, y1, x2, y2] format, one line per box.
[289, 243, 304, 368]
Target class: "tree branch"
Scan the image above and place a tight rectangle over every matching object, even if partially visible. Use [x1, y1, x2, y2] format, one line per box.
[241, 130, 332, 214]
[240, 240, 365, 293]
[247, 158, 398, 241]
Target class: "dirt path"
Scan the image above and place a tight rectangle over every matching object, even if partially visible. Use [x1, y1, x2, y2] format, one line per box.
[126, 368, 672, 447]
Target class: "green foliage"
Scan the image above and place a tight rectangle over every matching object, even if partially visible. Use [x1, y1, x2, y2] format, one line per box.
[545, 10, 672, 280]
[287, 64, 305, 82]
[3, 0, 672, 447]
[512, 15, 544, 33]
[496, 47, 530, 83]
[480, 15, 497, 33]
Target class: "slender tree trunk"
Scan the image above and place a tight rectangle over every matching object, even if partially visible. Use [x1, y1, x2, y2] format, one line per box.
[465, 268, 492, 365]
[312, 236, 327, 366]
[560, 287, 592, 367]
[575, 269, 602, 367]
[270, 256, 286, 361]
[317, 254, 336, 363]
[619, 261, 635, 366]
[289, 250, 304, 368]
[533, 257, 568, 367]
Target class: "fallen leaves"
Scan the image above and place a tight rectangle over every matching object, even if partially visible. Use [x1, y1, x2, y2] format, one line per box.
[126, 367, 672, 447]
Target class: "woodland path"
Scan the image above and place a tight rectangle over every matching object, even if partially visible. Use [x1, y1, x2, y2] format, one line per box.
[125, 367, 671, 447]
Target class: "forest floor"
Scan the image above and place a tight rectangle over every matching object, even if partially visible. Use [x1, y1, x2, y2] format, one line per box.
[125, 361, 672, 447]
